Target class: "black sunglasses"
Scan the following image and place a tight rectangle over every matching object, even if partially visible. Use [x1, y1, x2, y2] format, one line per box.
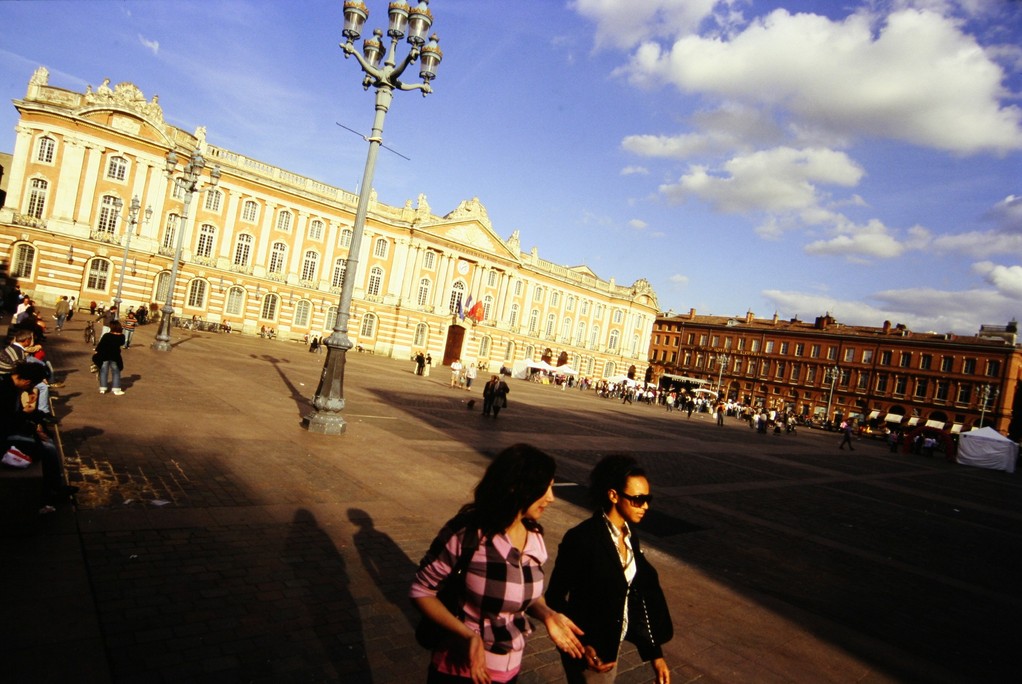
[618, 492, 653, 507]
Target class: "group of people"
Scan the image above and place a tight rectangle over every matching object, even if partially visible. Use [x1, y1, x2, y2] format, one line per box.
[414, 351, 433, 376]
[411, 445, 673, 683]
[449, 358, 478, 390]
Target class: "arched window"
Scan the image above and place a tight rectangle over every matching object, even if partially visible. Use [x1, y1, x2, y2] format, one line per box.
[332, 258, 346, 288]
[551, 291, 560, 307]
[325, 306, 338, 329]
[275, 210, 292, 232]
[514, 280, 523, 296]
[449, 281, 465, 314]
[533, 286, 543, 302]
[632, 334, 641, 355]
[242, 200, 258, 222]
[196, 224, 216, 257]
[12, 243, 35, 279]
[367, 266, 384, 296]
[187, 280, 207, 308]
[309, 219, 324, 240]
[339, 228, 352, 248]
[581, 300, 589, 316]
[483, 295, 493, 321]
[479, 336, 491, 357]
[561, 317, 572, 339]
[27, 178, 47, 218]
[528, 309, 539, 335]
[608, 330, 620, 350]
[301, 251, 318, 281]
[417, 277, 431, 307]
[294, 300, 312, 327]
[36, 136, 55, 163]
[423, 251, 436, 269]
[106, 155, 128, 181]
[225, 286, 245, 316]
[261, 293, 279, 320]
[154, 271, 171, 302]
[613, 309, 623, 324]
[360, 312, 377, 338]
[545, 313, 556, 337]
[97, 195, 120, 234]
[413, 322, 428, 347]
[605, 362, 617, 378]
[87, 259, 111, 291]
[524, 344, 534, 360]
[234, 234, 253, 266]
[204, 189, 222, 212]
[509, 304, 519, 328]
[566, 296, 575, 312]
[576, 321, 587, 346]
[268, 242, 287, 274]
[373, 238, 388, 258]
[589, 325, 600, 348]
[504, 341, 515, 362]
[162, 214, 179, 250]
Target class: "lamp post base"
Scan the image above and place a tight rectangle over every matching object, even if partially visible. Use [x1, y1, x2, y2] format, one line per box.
[304, 337, 350, 434]
[304, 411, 348, 435]
[152, 305, 175, 351]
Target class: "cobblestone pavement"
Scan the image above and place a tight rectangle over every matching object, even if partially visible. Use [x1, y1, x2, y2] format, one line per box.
[4, 315, 1020, 683]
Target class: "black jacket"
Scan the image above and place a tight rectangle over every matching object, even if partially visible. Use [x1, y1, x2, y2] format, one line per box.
[546, 514, 673, 663]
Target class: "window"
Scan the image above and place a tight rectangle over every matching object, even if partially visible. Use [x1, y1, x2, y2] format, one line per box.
[957, 383, 972, 404]
[514, 281, 523, 296]
[920, 354, 932, 370]
[843, 348, 854, 363]
[374, 238, 388, 258]
[294, 300, 312, 327]
[987, 360, 1001, 377]
[489, 270, 499, 288]
[163, 214, 179, 250]
[747, 359, 757, 376]
[187, 280, 207, 308]
[608, 330, 619, 350]
[325, 306, 338, 328]
[275, 210, 292, 232]
[806, 366, 816, 383]
[268, 242, 287, 274]
[483, 295, 493, 321]
[155, 272, 171, 302]
[795, 343, 804, 357]
[810, 344, 820, 358]
[576, 321, 586, 346]
[332, 259, 346, 288]
[551, 291, 560, 307]
[589, 325, 600, 348]
[827, 346, 838, 361]
[899, 352, 911, 368]
[27, 178, 47, 218]
[233, 234, 253, 266]
[301, 251, 318, 281]
[862, 349, 873, 364]
[368, 266, 384, 296]
[413, 323, 428, 347]
[963, 358, 976, 374]
[423, 251, 436, 269]
[894, 376, 907, 395]
[172, 180, 185, 200]
[106, 155, 128, 181]
[876, 374, 888, 393]
[242, 200, 258, 222]
[779, 342, 788, 355]
[581, 300, 589, 316]
[204, 189, 222, 212]
[479, 336, 491, 357]
[416, 278, 431, 306]
[360, 313, 376, 338]
[339, 228, 352, 248]
[711, 335, 720, 347]
[613, 310, 623, 324]
[36, 136, 55, 163]
[12, 243, 35, 279]
[534, 287, 543, 302]
[260, 293, 279, 320]
[857, 372, 868, 391]
[790, 363, 801, 382]
[509, 304, 519, 328]
[97, 195, 120, 234]
[197, 224, 216, 258]
[545, 313, 556, 337]
[765, 341, 774, 353]
[308, 219, 324, 240]
[86, 259, 111, 290]
[775, 361, 786, 379]
[505, 341, 515, 362]
[941, 357, 953, 372]
[699, 334, 708, 346]
[751, 339, 761, 352]
[225, 286, 245, 316]
[528, 309, 539, 334]
[935, 380, 949, 401]
[880, 350, 892, 366]
[914, 377, 929, 399]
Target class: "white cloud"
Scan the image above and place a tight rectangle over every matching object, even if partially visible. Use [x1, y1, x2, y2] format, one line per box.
[620, 165, 649, 176]
[986, 194, 1022, 232]
[669, 273, 690, 285]
[138, 34, 159, 56]
[629, 218, 648, 230]
[804, 219, 909, 259]
[931, 230, 1022, 258]
[571, 0, 720, 50]
[974, 261, 1022, 297]
[619, 8, 1022, 153]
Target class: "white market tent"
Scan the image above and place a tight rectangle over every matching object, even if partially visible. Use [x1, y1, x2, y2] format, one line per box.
[957, 426, 1018, 474]
[511, 359, 579, 379]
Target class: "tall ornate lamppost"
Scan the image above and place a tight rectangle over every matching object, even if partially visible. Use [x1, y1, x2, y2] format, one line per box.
[824, 365, 841, 426]
[152, 149, 220, 351]
[715, 353, 730, 397]
[306, 0, 443, 434]
[112, 195, 152, 318]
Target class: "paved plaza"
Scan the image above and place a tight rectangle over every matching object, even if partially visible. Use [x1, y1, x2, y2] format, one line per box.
[3, 314, 1021, 683]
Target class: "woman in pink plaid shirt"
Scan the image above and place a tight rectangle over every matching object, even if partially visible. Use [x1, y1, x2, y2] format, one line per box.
[411, 444, 585, 683]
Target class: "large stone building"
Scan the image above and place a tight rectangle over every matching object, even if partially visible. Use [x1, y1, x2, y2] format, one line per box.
[649, 309, 1022, 438]
[0, 68, 658, 377]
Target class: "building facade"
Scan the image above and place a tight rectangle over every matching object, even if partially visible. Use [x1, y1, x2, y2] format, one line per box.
[649, 309, 1022, 438]
[0, 68, 658, 377]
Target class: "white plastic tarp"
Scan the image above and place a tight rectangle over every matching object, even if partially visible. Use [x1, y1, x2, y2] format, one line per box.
[957, 426, 1018, 474]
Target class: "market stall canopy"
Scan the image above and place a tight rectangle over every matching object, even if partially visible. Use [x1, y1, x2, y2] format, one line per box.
[660, 374, 708, 385]
[885, 413, 904, 423]
[957, 426, 1018, 473]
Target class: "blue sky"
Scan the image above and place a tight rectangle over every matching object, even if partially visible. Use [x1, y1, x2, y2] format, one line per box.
[1, 0, 1020, 335]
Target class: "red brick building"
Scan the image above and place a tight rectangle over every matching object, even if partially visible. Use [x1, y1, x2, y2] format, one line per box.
[649, 310, 1022, 438]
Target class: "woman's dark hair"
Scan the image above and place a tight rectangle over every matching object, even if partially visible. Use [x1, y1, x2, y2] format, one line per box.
[461, 443, 555, 537]
[109, 320, 123, 334]
[589, 455, 647, 513]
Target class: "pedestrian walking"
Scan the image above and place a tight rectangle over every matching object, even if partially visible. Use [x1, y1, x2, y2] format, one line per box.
[839, 420, 855, 450]
[122, 310, 138, 348]
[54, 295, 70, 332]
[94, 320, 125, 395]
[481, 374, 510, 417]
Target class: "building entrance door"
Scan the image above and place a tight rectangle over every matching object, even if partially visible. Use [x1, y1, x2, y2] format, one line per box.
[443, 325, 466, 366]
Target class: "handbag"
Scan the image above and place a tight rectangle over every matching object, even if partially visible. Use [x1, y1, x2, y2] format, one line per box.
[415, 525, 480, 649]
[2, 445, 33, 468]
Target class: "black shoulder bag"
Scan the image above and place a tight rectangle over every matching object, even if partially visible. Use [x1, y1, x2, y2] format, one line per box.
[415, 521, 481, 650]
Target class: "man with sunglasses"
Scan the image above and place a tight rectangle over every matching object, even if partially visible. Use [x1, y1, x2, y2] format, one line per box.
[547, 455, 673, 683]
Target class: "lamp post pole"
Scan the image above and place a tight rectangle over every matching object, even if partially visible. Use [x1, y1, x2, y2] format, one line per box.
[716, 353, 729, 397]
[306, 0, 442, 434]
[152, 149, 220, 352]
[825, 365, 840, 426]
[112, 196, 152, 319]
[979, 384, 997, 428]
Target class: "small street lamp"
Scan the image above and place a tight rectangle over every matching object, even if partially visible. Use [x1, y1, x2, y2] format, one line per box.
[824, 365, 841, 426]
[152, 149, 220, 352]
[306, 0, 442, 435]
[112, 195, 152, 318]
[716, 353, 729, 396]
